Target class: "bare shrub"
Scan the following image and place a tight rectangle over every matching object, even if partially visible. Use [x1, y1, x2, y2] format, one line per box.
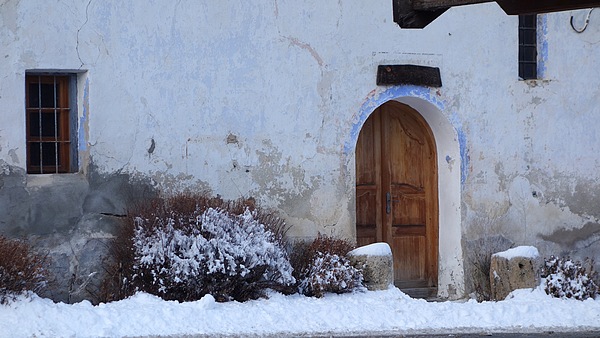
[542, 256, 598, 300]
[99, 192, 294, 303]
[465, 235, 513, 302]
[291, 234, 363, 297]
[0, 236, 48, 304]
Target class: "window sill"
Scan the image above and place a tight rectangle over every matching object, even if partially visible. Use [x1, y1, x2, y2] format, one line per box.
[26, 172, 86, 188]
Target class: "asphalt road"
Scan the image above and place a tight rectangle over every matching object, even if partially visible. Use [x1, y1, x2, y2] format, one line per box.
[147, 331, 600, 338]
[324, 332, 600, 338]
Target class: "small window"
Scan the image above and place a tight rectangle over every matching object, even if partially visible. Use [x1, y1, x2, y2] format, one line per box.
[519, 15, 538, 80]
[26, 74, 77, 174]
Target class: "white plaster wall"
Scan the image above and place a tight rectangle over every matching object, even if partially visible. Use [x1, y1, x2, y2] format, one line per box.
[2, 1, 600, 299]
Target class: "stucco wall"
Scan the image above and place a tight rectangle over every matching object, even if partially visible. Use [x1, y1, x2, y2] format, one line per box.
[1, 0, 599, 301]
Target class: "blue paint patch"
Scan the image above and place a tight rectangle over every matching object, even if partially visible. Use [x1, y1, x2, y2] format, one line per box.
[537, 15, 549, 79]
[449, 112, 469, 186]
[344, 85, 444, 155]
[457, 128, 469, 186]
[78, 78, 89, 152]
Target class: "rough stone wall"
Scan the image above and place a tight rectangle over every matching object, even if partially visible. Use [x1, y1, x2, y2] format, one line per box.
[0, 160, 155, 303]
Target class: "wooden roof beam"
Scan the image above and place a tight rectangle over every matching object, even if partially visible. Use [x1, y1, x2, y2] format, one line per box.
[496, 0, 600, 15]
[412, 0, 493, 11]
[412, 0, 600, 13]
[394, 0, 600, 28]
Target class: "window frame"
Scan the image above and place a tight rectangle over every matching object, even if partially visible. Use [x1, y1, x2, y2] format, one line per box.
[518, 14, 538, 80]
[25, 73, 78, 174]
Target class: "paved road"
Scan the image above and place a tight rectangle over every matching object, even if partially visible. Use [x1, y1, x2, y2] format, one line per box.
[319, 332, 600, 338]
[147, 331, 600, 337]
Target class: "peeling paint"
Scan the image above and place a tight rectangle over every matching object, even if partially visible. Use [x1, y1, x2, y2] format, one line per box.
[541, 222, 600, 247]
[537, 14, 548, 79]
[448, 111, 469, 186]
[78, 77, 90, 154]
[284, 36, 324, 68]
[8, 148, 19, 164]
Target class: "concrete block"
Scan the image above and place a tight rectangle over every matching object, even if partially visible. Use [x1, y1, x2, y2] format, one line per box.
[349, 242, 393, 291]
[490, 246, 540, 301]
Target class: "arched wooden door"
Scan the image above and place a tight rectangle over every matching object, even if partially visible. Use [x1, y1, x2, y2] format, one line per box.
[356, 101, 438, 297]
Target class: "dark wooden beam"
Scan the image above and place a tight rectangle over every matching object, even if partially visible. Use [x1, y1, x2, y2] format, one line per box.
[394, 0, 600, 28]
[496, 0, 600, 15]
[392, 0, 447, 28]
[376, 65, 442, 87]
[412, 0, 492, 11]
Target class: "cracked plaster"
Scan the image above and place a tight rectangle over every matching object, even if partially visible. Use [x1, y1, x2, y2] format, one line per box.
[2, 2, 600, 301]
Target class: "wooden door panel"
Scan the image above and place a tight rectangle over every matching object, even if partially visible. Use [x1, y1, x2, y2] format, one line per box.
[356, 108, 382, 246]
[392, 236, 426, 281]
[356, 117, 377, 186]
[393, 224, 426, 236]
[386, 110, 427, 190]
[391, 185, 426, 226]
[356, 187, 378, 246]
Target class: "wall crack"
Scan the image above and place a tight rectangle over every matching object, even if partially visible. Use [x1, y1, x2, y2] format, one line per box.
[76, 0, 93, 68]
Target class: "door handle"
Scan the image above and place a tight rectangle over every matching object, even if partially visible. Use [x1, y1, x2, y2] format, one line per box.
[386, 192, 391, 214]
[386, 192, 400, 214]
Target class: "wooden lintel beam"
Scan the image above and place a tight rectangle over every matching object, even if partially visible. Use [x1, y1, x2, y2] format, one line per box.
[412, 0, 493, 11]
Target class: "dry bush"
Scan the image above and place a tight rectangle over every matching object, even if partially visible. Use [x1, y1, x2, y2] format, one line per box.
[0, 236, 48, 304]
[290, 234, 354, 276]
[542, 256, 599, 300]
[291, 234, 363, 297]
[99, 192, 293, 303]
[465, 235, 513, 302]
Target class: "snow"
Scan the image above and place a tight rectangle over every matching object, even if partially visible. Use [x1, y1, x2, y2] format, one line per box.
[492, 246, 540, 259]
[349, 242, 392, 256]
[2, 286, 599, 337]
[131, 207, 294, 300]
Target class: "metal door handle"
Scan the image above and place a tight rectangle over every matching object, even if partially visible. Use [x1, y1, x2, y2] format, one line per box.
[386, 192, 400, 214]
[386, 192, 391, 214]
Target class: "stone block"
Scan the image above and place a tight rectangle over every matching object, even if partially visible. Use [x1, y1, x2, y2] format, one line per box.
[348, 242, 394, 291]
[490, 246, 540, 301]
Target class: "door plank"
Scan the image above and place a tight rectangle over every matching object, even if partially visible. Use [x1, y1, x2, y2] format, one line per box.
[356, 108, 383, 245]
[392, 236, 426, 281]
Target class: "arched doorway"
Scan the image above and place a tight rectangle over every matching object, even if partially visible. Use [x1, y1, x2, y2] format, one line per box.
[355, 100, 439, 298]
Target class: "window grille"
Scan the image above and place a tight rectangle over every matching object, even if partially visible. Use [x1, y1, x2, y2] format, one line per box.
[519, 15, 538, 80]
[26, 74, 75, 174]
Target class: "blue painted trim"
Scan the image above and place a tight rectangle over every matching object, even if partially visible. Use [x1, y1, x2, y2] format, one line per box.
[537, 15, 548, 79]
[449, 112, 469, 186]
[78, 77, 89, 152]
[345, 85, 469, 186]
[344, 86, 444, 155]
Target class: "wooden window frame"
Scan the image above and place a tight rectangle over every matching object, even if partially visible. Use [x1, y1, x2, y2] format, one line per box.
[519, 14, 538, 80]
[26, 74, 74, 174]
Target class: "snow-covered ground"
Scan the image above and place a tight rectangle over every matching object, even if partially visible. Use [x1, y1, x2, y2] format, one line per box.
[1, 286, 599, 337]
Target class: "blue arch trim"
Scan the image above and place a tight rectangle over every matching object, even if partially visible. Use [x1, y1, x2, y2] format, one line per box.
[345, 85, 444, 155]
[345, 85, 469, 186]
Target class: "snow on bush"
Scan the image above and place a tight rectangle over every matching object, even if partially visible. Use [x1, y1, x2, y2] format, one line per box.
[299, 251, 364, 297]
[132, 206, 295, 302]
[542, 256, 598, 300]
[0, 236, 47, 304]
[291, 234, 363, 298]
